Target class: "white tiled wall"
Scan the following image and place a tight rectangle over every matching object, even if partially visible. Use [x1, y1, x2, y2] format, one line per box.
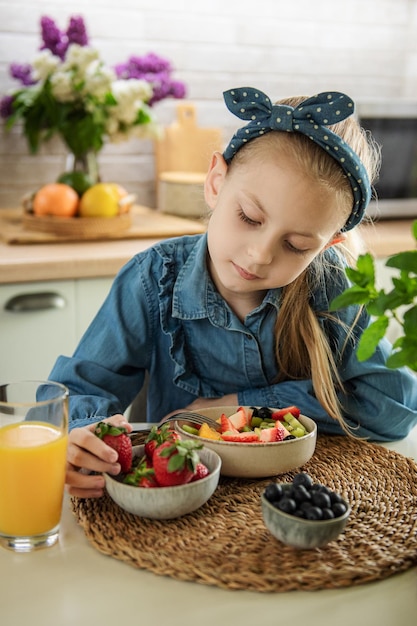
[1, 0, 417, 208]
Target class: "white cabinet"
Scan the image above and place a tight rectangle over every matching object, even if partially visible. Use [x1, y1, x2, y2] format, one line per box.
[0, 277, 112, 383]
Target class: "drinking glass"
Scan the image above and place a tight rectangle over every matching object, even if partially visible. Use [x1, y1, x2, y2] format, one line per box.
[0, 380, 69, 552]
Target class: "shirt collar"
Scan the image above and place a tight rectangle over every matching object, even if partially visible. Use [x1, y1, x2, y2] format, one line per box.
[172, 233, 281, 324]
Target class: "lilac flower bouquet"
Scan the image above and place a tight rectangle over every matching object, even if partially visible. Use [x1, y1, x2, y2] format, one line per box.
[0, 15, 186, 163]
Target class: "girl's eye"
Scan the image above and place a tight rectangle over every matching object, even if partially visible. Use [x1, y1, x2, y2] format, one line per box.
[285, 241, 309, 256]
[238, 209, 260, 226]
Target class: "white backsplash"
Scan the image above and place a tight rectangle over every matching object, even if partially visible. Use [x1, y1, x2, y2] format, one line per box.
[1, 0, 417, 208]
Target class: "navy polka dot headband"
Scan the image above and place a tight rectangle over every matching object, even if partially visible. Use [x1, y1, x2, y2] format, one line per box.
[222, 87, 371, 231]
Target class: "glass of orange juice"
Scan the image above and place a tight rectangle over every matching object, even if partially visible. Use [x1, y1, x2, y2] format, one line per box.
[0, 380, 68, 552]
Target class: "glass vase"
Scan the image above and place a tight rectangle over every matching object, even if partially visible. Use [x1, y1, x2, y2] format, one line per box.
[64, 151, 100, 185]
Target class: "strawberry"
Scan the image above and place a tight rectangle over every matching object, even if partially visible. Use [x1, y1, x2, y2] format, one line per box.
[228, 407, 248, 431]
[220, 413, 238, 434]
[271, 405, 301, 420]
[221, 431, 259, 443]
[153, 439, 203, 487]
[94, 421, 132, 473]
[191, 462, 210, 482]
[144, 423, 179, 460]
[123, 458, 158, 488]
[258, 424, 290, 442]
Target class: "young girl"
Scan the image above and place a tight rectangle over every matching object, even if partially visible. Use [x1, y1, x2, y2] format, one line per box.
[51, 87, 417, 498]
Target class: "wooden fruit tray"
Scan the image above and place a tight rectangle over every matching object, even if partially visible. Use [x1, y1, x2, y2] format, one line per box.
[0, 206, 206, 245]
[22, 211, 133, 237]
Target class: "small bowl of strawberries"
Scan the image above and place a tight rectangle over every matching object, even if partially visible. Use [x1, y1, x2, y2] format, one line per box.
[99, 423, 222, 520]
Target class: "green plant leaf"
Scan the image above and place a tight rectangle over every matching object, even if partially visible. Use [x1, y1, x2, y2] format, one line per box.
[386, 250, 417, 273]
[402, 305, 417, 339]
[329, 286, 374, 310]
[356, 317, 389, 361]
[387, 344, 417, 370]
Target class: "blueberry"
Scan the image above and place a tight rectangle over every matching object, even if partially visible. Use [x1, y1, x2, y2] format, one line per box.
[277, 497, 297, 514]
[264, 482, 283, 503]
[291, 484, 311, 504]
[322, 508, 335, 520]
[329, 491, 344, 505]
[299, 500, 314, 513]
[311, 491, 331, 509]
[304, 506, 323, 520]
[292, 472, 314, 490]
[257, 406, 273, 420]
[312, 483, 332, 495]
[332, 502, 348, 518]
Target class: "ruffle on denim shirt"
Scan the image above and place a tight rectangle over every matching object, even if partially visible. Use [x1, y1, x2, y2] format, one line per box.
[157, 234, 225, 398]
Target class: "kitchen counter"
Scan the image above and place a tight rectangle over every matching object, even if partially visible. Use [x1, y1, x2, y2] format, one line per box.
[0, 218, 415, 285]
[1, 425, 416, 626]
[0, 236, 161, 284]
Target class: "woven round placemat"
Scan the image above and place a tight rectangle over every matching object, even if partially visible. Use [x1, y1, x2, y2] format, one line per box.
[71, 434, 417, 592]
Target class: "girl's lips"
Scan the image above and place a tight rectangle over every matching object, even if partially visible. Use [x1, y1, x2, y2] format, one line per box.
[233, 263, 260, 280]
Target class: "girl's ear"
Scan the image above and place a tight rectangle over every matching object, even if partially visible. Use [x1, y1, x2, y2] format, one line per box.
[204, 151, 228, 209]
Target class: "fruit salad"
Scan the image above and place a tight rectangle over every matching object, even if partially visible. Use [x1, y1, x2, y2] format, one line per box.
[182, 405, 308, 443]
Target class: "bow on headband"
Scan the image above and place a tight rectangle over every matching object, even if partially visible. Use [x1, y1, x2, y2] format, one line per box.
[222, 87, 371, 231]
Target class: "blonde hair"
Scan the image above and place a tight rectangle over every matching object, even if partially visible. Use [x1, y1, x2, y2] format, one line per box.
[227, 95, 381, 435]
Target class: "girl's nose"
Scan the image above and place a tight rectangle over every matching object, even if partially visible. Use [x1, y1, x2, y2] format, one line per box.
[247, 241, 274, 265]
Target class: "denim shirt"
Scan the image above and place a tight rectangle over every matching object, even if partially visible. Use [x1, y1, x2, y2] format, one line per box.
[49, 233, 417, 440]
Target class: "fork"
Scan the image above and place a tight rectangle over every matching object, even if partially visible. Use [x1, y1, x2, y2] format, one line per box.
[130, 410, 221, 433]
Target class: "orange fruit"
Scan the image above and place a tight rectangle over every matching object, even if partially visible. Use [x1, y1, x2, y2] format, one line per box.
[33, 183, 79, 218]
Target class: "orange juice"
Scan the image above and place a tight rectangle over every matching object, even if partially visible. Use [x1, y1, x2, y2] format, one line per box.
[0, 422, 68, 536]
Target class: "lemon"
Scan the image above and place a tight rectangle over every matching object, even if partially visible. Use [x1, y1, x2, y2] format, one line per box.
[79, 183, 121, 218]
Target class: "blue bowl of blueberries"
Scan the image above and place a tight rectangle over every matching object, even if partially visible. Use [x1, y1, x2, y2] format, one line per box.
[261, 472, 351, 549]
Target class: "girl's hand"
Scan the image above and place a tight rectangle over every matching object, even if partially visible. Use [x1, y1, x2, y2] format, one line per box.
[65, 415, 132, 499]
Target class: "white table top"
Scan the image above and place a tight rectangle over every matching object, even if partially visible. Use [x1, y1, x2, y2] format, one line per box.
[2, 427, 417, 626]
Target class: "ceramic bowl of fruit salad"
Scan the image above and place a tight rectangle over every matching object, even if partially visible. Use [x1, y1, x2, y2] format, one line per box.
[174, 405, 317, 478]
[261, 472, 351, 549]
[104, 439, 222, 520]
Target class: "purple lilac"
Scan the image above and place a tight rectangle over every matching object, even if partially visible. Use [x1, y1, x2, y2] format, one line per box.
[115, 53, 172, 78]
[0, 95, 14, 119]
[66, 16, 88, 47]
[40, 16, 67, 59]
[114, 53, 186, 105]
[10, 63, 36, 86]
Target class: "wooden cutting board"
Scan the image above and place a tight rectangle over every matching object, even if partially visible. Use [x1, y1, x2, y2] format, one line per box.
[154, 102, 223, 177]
[0, 206, 206, 245]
